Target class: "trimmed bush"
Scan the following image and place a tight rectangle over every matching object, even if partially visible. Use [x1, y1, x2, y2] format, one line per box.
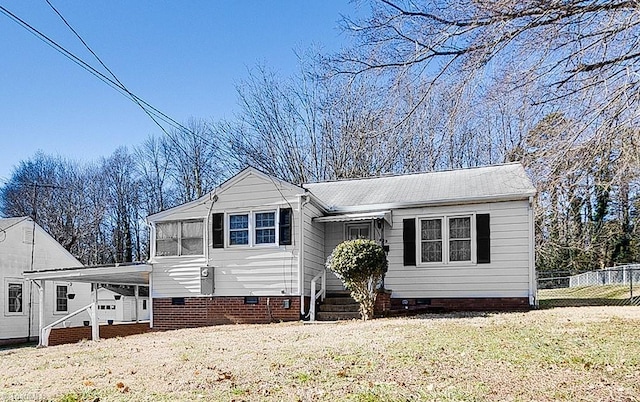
[326, 239, 388, 320]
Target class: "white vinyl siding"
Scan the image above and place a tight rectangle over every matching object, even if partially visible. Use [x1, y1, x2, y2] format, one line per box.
[149, 170, 304, 298]
[386, 200, 532, 299]
[302, 203, 326, 297]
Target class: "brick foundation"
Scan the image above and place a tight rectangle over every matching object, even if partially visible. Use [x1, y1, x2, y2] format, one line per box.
[389, 297, 530, 313]
[374, 289, 392, 317]
[48, 322, 150, 346]
[153, 296, 301, 331]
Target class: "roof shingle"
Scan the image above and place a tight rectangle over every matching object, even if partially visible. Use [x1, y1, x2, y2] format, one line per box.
[304, 163, 536, 212]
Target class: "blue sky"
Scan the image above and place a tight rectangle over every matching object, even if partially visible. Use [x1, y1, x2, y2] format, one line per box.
[0, 1, 359, 182]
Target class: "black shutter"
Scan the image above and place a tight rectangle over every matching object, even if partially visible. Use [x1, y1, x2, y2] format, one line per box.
[212, 213, 224, 248]
[476, 214, 490, 264]
[403, 218, 416, 266]
[279, 208, 292, 245]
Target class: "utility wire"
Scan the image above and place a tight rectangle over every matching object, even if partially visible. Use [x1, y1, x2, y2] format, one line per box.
[0, 5, 174, 129]
[43, 0, 204, 162]
[0, 4, 217, 156]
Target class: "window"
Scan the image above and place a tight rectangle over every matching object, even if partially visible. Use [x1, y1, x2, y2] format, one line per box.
[156, 222, 178, 256]
[229, 214, 249, 245]
[346, 223, 371, 240]
[449, 217, 471, 262]
[56, 285, 68, 312]
[420, 218, 443, 263]
[418, 215, 475, 264]
[142, 299, 147, 310]
[181, 221, 204, 255]
[8, 282, 23, 313]
[255, 212, 276, 244]
[155, 220, 204, 256]
[409, 214, 490, 266]
[227, 211, 282, 246]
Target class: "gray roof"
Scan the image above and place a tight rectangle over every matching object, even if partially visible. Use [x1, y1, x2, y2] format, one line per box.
[304, 163, 536, 212]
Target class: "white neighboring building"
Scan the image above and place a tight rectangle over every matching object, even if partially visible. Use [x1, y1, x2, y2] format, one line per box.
[0, 217, 91, 345]
[94, 285, 150, 323]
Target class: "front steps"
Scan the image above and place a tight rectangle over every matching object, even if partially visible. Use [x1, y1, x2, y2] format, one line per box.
[315, 291, 362, 321]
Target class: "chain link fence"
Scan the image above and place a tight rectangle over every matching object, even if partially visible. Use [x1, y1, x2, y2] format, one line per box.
[537, 264, 640, 308]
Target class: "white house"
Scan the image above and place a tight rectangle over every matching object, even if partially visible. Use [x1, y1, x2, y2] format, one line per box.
[0, 217, 92, 345]
[94, 285, 150, 323]
[145, 163, 536, 329]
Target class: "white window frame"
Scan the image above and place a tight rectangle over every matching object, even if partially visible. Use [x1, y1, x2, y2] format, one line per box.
[254, 210, 277, 245]
[228, 213, 251, 246]
[54, 283, 68, 314]
[154, 219, 205, 257]
[417, 214, 476, 266]
[5, 278, 25, 316]
[418, 217, 444, 264]
[226, 209, 281, 248]
[345, 222, 372, 240]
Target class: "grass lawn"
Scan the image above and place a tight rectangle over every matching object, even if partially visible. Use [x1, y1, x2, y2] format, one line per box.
[538, 285, 640, 308]
[1, 307, 639, 401]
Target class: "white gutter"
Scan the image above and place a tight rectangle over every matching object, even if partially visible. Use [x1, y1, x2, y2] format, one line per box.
[298, 193, 310, 317]
[321, 193, 536, 214]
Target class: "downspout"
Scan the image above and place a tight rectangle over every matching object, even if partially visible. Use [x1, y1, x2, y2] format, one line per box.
[298, 193, 310, 318]
[528, 196, 537, 307]
[146, 221, 155, 329]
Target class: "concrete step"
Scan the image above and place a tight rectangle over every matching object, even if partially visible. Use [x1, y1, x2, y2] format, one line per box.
[322, 297, 357, 305]
[319, 303, 360, 312]
[326, 290, 351, 297]
[316, 311, 361, 321]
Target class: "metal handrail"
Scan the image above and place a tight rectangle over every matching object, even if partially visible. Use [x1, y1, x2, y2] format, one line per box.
[40, 302, 98, 347]
[309, 269, 326, 321]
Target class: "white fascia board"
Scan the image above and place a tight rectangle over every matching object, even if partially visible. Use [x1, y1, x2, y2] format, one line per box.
[147, 193, 213, 222]
[23, 264, 152, 281]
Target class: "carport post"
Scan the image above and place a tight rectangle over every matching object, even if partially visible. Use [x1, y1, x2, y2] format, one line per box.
[92, 283, 99, 341]
[37, 280, 45, 347]
[134, 285, 139, 323]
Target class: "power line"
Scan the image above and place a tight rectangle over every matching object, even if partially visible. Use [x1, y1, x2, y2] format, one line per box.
[44, 0, 207, 163]
[0, 4, 218, 158]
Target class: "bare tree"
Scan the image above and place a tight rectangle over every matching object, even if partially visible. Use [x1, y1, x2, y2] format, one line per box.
[164, 119, 222, 203]
[135, 135, 174, 215]
[101, 147, 141, 263]
[336, 0, 640, 162]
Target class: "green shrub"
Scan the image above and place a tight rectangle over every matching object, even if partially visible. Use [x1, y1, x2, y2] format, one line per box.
[326, 239, 388, 320]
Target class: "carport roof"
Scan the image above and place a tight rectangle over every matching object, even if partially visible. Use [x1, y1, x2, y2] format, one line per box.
[23, 262, 151, 286]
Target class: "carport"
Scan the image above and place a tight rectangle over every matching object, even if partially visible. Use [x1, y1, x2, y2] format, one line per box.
[23, 263, 151, 347]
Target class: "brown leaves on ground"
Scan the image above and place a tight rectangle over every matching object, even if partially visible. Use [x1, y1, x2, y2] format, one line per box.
[0, 307, 638, 401]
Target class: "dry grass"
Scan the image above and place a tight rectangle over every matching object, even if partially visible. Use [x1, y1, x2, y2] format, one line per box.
[538, 285, 640, 307]
[1, 307, 640, 401]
